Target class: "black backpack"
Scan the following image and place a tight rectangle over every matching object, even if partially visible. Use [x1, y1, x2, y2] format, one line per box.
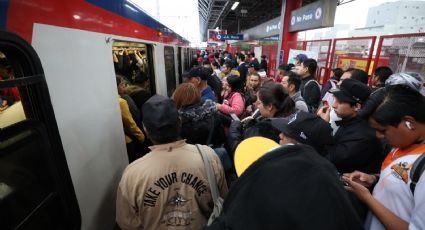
[410, 153, 425, 195]
[208, 73, 223, 102]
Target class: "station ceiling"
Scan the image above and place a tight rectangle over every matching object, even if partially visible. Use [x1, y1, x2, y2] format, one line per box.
[198, 0, 356, 41]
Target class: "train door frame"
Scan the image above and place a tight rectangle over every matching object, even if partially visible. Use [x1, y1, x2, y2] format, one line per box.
[0, 31, 81, 229]
[163, 45, 177, 97]
[177, 47, 183, 83]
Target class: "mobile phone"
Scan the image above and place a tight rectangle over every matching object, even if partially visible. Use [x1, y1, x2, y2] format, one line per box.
[230, 113, 240, 121]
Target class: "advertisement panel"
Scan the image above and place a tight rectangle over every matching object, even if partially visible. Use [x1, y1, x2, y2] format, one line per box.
[288, 49, 319, 64]
[337, 56, 390, 75]
[208, 29, 227, 43]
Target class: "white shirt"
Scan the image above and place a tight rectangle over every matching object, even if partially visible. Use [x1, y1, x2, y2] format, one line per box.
[365, 146, 425, 230]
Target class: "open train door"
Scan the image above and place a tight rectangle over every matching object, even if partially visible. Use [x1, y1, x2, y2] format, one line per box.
[0, 31, 80, 229]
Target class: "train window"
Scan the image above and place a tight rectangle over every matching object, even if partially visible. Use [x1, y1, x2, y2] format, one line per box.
[112, 41, 155, 97]
[0, 31, 80, 229]
[0, 52, 25, 128]
[164, 46, 176, 97]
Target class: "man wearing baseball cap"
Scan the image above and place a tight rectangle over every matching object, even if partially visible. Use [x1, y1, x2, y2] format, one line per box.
[270, 111, 333, 153]
[317, 79, 382, 174]
[116, 95, 228, 230]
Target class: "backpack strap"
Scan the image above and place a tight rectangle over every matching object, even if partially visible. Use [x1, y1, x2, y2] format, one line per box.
[410, 153, 425, 195]
[196, 144, 219, 203]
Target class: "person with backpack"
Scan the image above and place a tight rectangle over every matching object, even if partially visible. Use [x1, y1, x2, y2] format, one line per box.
[296, 58, 321, 113]
[321, 68, 343, 99]
[116, 95, 228, 230]
[173, 83, 225, 148]
[343, 85, 425, 230]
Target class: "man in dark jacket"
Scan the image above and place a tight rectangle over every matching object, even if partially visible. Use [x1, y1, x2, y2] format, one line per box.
[318, 79, 382, 174]
[236, 54, 248, 84]
[204, 144, 363, 230]
[357, 66, 393, 119]
[296, 58, 321, 113]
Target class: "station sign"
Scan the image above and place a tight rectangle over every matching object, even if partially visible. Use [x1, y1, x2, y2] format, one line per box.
[208, 29, 227, 43]
[218, 34, 243, 40]
[289, 0, 337, 32]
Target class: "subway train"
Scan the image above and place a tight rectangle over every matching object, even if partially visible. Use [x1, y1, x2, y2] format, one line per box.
[0, 0, 197, 229]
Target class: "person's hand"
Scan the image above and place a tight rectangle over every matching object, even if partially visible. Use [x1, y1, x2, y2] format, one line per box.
[317, 105, 331, 122]
[344, 171, 377, 188]
[216, 103, 221, 110]
[246, 105, 253, 114]
[342, 175, 373, 202]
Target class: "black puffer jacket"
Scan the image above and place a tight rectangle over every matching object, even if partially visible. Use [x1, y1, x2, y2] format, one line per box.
[321, 116, 383, 174]
[227, 117, 281, 157]
[179, 100, 225, 147]
[358, 87, 386, 119]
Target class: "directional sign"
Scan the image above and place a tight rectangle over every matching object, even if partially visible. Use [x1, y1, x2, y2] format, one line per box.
[289, 0, 337, 32]
[219, 34, 243, 40]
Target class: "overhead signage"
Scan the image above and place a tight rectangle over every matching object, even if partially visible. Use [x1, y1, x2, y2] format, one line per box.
[241, 17, 281, 40]
[219, 34, 243, 40]
[289, 0, 337, 32]
[208, 29, 227, 43]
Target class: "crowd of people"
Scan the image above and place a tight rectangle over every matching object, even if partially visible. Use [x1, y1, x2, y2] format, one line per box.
[113, 49, 425, 230]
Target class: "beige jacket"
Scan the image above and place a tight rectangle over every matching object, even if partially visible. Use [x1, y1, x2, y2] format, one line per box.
[116, 140, 228, 230]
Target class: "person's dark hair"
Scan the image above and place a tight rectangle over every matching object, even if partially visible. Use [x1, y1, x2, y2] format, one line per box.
[211, 61, 220, 69]
[348, 69, 369, 85]
[238, 54, 245, 61]
[140, 50, 146, 55]
[116, 75, 123, 86]
[226, 75, 245, 95]
[278, 64, 291, 71]
[302, 59, 317, 76]
[372, 85, 425, 127]
[188, 66, 210, 81]
[261, 55, 266, 59]
[374, 66, 393, 84]
[332, 68, 344, 81]
[285, 72, 302, 92]
[288, 63, 295, 70]
[203, 60, 211, 65]
[214, 52, 220, 58]
[145, 121, 181, 144]
[258, 82, 296, 117]
[223, 61, 233, 69]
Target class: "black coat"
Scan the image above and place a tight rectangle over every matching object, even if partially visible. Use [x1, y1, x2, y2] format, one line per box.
[179, 102, 225, 147]
[358, 86, 386, 119]
[204, 144, 364, 230]
[237, 62, 248, 84]
[227, 118, 281, 157]
[321, 116, 383, 174]
[300, 75, 321, 112]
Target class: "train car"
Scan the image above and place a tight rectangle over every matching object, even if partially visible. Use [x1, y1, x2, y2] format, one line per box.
[0, 0, 196, 229]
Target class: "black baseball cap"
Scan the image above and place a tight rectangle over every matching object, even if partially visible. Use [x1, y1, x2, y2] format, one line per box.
[331, 78, 371, 104]
[142, 95, 179, 131]
[248, 61, 260, 70]
[271, 111, 333, 152]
